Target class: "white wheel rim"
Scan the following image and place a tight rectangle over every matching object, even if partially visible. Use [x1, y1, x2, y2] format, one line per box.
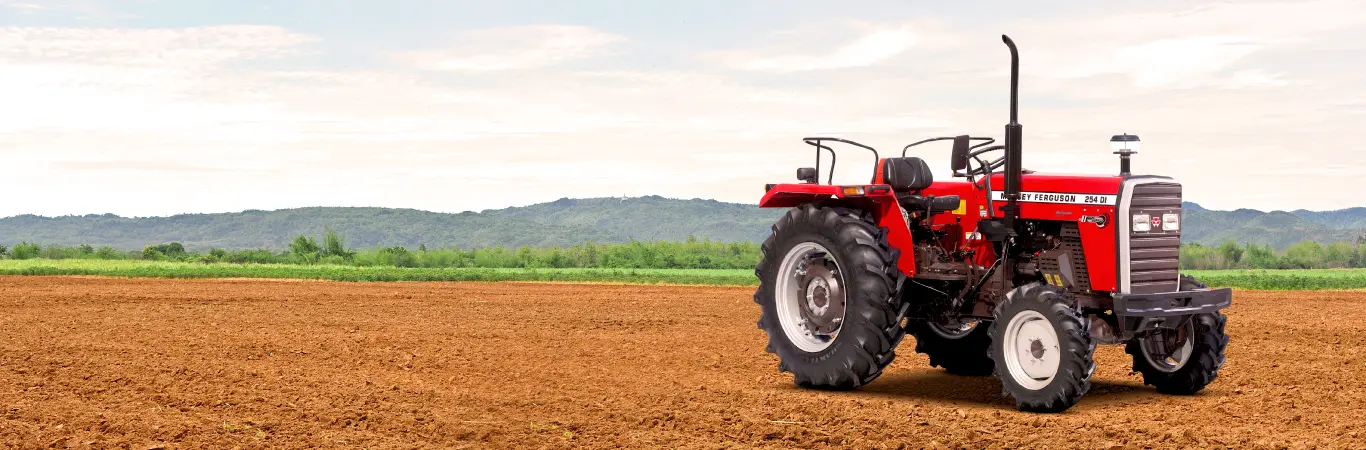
[1139, 320, 1195, 373]
[774, 241, 846, 353]
[1002, 310, 1061, 390]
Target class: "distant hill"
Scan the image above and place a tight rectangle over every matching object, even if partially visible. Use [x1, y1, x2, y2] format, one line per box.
[2, 196, 1365, 251]
[0, 196, 785, 251]
[1181, 202, 1366, 249]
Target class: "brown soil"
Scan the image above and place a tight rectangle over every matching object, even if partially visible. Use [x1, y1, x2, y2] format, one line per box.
[1, 276, 1362, 449]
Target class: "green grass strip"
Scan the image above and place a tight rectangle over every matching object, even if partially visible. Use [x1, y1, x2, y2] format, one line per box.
[4, 260, 1366, 290]
[0, 259, 757, 286]
[1184, 268, 1366, 291]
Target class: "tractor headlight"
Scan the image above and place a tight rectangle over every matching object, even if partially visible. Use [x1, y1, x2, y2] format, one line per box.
[1162, 213, 1180, 231]
[1132, 214, 1151, 232]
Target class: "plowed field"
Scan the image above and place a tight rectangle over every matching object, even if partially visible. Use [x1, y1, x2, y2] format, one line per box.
[1, 276, 1363, 449]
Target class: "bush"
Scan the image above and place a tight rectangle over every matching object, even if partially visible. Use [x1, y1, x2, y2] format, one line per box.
[11, 242, 41, 260]
[142, 247, 165, 261]
[322, 228, 355, 261]
[143, 243, 186, 260]
[95, 247, 121, 259]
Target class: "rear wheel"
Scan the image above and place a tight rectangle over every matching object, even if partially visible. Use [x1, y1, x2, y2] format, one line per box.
[754, 204, 907, 390]
[907, 317, 995, 376]
[988, 283, 1095, 412]
[1125, 275, 1229, 394]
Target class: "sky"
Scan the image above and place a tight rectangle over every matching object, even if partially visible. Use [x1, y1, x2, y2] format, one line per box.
[1, 0, 1364, 218]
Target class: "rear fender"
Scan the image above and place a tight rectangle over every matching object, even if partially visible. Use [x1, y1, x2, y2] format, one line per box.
[759, 183, 917, 276]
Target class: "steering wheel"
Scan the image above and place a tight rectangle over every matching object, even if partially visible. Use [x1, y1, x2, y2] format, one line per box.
[956, 145, 1006, 177]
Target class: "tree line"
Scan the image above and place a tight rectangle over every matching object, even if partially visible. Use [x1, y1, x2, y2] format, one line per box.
[1177, 239, 1366, 270]
[0, 229, 762, 270]
[4, 232, 1366, 271]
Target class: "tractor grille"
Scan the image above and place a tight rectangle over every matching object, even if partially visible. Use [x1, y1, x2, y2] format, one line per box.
[1059, 224, 1092, 291]
[1126, 182, 1182, 294]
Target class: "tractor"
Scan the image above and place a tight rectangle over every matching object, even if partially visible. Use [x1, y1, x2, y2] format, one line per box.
[751, 35, 1231, 413]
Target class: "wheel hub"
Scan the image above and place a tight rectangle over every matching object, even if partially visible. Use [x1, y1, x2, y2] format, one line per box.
[797, 258, 844, 333]
[1029, 338, 1046, 359]
[1139, 320, 1194, 373]
[773, 242, 848, 353]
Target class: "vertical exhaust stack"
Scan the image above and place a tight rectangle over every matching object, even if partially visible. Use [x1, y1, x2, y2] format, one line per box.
[1001, 35, 1023, 232]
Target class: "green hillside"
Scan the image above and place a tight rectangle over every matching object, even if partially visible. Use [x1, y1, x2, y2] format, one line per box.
[1181, 202, 1365, 249]
[1291, 207, 1366, 229]
[0, 196, 784, 251]
[3, 197, 1365, 251]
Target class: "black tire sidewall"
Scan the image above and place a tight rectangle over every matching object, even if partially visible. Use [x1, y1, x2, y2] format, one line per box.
[1124, 274, 1229, 394]
[989, 285, 1094, 410]
[758, 225, 858, 363]
[754, 204, 901, 388]
[1126, 311, 1228, 394]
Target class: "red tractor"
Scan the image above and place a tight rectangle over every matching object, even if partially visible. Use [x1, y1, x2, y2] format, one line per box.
[752, 35, 1231, 413]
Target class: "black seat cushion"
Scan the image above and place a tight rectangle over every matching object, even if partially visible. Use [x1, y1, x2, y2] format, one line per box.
[897, 194, 961, 214]
[882, 157, 933, 191]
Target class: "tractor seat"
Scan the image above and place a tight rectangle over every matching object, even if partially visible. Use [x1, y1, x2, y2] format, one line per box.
[881, 156, 961, 215]
[897, 193, 961, 214]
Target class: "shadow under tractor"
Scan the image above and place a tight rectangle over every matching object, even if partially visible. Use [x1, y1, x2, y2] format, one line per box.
[752, 35, 1232, 413]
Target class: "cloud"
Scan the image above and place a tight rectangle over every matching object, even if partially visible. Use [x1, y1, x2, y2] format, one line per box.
[1014, 0, 1366, 89]
[397, 25, 627, 71]
[0, 25, 318, 139]
[1225, 69, 1290, 89]
[0, 25, 316, 67]
[3, 1, 1366, 217]
[739, 26, 918, 72]
[1, 1, 41, 10]
[708, 20, 931, 72]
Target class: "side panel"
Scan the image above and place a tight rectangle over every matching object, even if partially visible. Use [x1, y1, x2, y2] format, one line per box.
[873, 197, 918, 276]
[1077, 222, 1118, 292]
[982, 172, 1124, 292]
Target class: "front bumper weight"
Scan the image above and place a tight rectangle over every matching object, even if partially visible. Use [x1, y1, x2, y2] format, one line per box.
[1113, 287, 1232, 318]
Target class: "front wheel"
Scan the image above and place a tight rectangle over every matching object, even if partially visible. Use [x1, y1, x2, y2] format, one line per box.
[1125, 275, 1229, 394]
[988, 283, 1095, 412]
[753, 204, 907, 390]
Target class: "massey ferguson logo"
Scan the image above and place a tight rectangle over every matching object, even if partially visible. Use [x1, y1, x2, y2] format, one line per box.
[1151, 216, 1162, 228]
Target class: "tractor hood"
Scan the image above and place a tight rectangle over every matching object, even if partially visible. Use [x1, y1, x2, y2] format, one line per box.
[920, 171, 1128, 208]
[988, 172, 1125, 199]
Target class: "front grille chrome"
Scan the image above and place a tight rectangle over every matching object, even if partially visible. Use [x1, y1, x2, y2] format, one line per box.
[1124, 182, 1182, 294]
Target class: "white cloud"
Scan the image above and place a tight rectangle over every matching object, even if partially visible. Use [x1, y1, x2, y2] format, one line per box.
[1115, 36, 1263, 88]
[397, 25, 627, 71]
[0, 26, 317, 140]
[738, 25, 918, 72]
[704, 20, 945, 72]
[3, 0, 1366, 218]
[1, 1, 41, 10]
[1014, 0, 1366, 89]
[1225, 69, 1290, 89]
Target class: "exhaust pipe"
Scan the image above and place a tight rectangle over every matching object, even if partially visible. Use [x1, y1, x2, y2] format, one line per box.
[1001, 35, 1023, 232]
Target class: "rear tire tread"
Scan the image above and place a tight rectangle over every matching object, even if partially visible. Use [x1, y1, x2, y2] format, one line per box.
[754, 203, 907, 390]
